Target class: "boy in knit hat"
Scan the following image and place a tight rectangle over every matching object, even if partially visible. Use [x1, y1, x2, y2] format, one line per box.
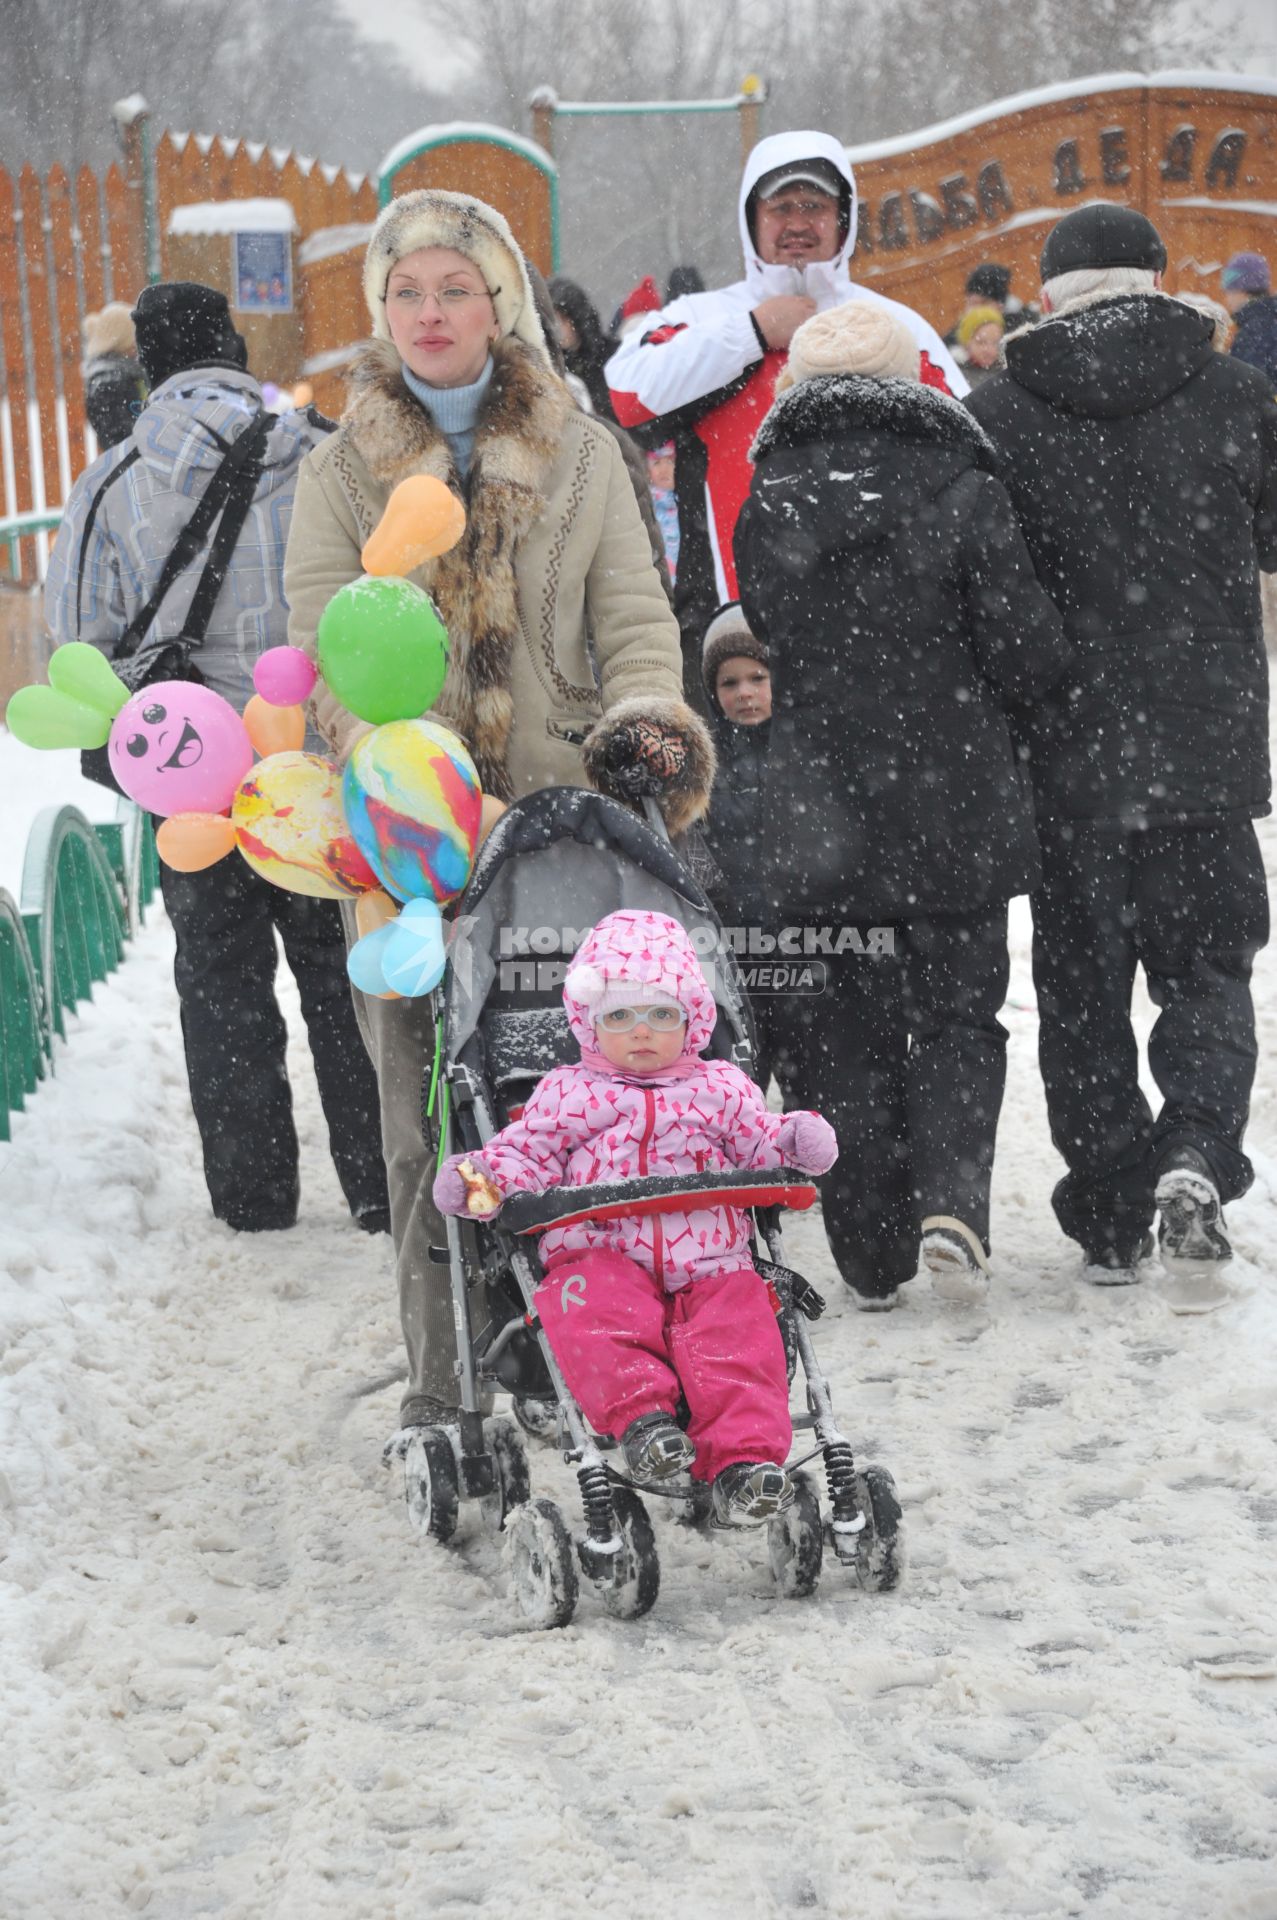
[433, 909, 837, 1526]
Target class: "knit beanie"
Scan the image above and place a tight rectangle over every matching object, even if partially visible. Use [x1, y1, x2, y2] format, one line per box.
[1221, 250, 1271, 295]
[363, 188, 548, 361]
[955, 304, 1005, 348]
[702, 602, 768, 700]
[776, 302, 919, 393]
[965, 263, 1011, 303]
[132, 282, 247, 388]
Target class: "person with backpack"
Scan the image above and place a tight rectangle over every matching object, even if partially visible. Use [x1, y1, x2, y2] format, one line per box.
[44, 281, 389, 1238]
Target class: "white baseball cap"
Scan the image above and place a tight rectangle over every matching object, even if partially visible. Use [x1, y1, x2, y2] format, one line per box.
[755, 159, 844, 202]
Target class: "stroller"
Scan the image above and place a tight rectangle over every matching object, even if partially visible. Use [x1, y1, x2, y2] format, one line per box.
[392, 788, 903, 1627]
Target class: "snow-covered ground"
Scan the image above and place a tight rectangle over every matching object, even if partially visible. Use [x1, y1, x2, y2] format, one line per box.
[1, 727, 1275, 1920]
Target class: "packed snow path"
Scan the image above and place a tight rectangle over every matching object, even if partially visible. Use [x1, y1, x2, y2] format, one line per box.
[2, 772, 1276, 1918]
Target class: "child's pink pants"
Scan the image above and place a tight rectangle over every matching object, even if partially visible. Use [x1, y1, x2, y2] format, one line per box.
[533, 1250, 791, 1483]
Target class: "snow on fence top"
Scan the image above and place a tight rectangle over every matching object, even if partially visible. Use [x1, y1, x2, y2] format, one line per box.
[168, 198, 298, 236]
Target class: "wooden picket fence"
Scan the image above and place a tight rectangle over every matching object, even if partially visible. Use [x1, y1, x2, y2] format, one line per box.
[0, 129, 376, 588]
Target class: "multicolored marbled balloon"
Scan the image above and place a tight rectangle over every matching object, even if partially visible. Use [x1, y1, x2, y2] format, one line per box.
[232, 751, 380, 900]
[343, 720, 481, 906]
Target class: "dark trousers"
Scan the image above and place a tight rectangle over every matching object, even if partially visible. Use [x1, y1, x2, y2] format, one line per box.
[755, 907, 1011, 1298]
[160, 857, 389, 1230]
[1032, 817, 1268, 1258]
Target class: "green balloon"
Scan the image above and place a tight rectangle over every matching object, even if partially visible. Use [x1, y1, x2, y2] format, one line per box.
[47, 641, 129, 717]
[317, 574, 450, 726]
[6, 683, 111, 749]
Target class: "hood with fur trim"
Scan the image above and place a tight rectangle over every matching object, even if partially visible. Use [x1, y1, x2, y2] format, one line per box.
[1003, 291, 1215, 420]
[363, 188, 549, 363]
[563, 910, 717, 1059]
[752, 371, 997, 468]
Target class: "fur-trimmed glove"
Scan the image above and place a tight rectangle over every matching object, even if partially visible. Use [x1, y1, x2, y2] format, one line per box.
[433, 1152, 502, 1218]
[583, 696, 716, 835]
[776, 1111, 838, 1176]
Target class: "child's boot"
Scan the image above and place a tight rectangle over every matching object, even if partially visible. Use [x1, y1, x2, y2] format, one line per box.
[620, 1411, 695, 1483]
[711, 1460, 795, 1526]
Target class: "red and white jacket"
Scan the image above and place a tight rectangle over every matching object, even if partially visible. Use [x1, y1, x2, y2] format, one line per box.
[605, 130, 967, 643]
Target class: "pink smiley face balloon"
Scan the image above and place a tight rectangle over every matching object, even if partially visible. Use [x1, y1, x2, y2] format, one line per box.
[108, 682, 255, 816]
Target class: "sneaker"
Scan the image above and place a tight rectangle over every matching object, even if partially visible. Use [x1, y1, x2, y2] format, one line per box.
[620, 1411, 696, 1483]
[1081, 1232, 1155, 1288]
[1156, 1150, 1232, 1267]
[920, 1217, 990, 1303]
[711, 1461, 796, 1526]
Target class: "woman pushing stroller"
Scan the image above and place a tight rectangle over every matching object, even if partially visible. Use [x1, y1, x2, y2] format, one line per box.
[433, 909, 837, 1527]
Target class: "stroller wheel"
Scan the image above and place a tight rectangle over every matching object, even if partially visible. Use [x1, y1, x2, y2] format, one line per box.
[506, 1496, 579, 1629]
[850, 1465, 905, 1592]
[479, 1417, 531, 1532]
[768, 1470, 823, 1598]
[403, 1428, 460, 1544]
[598, 1485, 661, 1621]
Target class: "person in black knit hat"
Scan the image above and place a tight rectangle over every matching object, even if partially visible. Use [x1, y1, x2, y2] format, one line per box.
[968, 202, 1277, 1288]
[46, 280, 390, 1239]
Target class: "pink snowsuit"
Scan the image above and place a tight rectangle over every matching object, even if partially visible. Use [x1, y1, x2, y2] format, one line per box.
[441, 911, 836, 1482]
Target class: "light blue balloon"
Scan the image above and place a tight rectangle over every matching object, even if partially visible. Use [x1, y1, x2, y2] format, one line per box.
[381, 899, 447, 998]
[347, 923, 397, 996]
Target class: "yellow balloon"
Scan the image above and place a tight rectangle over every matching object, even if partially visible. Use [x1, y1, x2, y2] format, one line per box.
[232, 751, 380, 899]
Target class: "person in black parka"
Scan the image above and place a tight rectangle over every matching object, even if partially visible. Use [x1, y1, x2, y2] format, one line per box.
[968, 204, 1277, 1278]
[547, 275, 618, 423]
[736, 301, 1071, 1307]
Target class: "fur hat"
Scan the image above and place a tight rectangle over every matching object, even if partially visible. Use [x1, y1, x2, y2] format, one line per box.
[702, 602, 768, 698]
[363, 189, 549, 361]
[131, 282, 247, 388]
[82, 301, 137, 365]
[777, 302, 918, 392]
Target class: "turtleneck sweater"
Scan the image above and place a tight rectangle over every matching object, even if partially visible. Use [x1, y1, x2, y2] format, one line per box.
[401, 357, 494, 477]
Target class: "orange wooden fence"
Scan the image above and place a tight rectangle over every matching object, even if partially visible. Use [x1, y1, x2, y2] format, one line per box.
[0, 132, 375, 586]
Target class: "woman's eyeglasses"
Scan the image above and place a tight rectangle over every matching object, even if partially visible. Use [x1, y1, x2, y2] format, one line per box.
[595, 1004, 688, 1033]
[386, 283, 500, 310]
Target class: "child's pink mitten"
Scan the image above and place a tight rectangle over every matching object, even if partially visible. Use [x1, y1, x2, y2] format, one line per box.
[776, 1111, 838, 1175]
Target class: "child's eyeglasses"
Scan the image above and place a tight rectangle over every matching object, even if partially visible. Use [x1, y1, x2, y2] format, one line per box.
[596, 1004, 687, 1033]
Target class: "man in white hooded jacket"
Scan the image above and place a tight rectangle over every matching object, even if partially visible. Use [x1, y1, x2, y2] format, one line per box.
[606, 130, 966, 684]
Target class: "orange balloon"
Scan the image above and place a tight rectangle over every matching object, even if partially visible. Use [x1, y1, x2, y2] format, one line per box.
[292, 382, 314, 407]
[243, 694, 305, 757]
[361, 475, 467, 577]
[157, 811, 238, 872]
[355, 887, 399, 939]
[478, 794, 507, 844]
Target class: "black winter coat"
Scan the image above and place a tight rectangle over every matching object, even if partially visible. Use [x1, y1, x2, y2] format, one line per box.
[702, 713, 772, 929]
[736, 375, 1071, 921]
[969, 294, 1277, 827]
[1231, 295, 1277, 387]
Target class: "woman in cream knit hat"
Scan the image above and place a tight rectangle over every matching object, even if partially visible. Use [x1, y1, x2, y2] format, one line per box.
[284, 188, 712, 1447]
[734, 300, 1072, 1311]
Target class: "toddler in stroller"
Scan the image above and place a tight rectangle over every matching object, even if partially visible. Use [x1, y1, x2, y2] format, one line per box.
[399, 788, 902, 1626]
[433, 908, 838, 1526]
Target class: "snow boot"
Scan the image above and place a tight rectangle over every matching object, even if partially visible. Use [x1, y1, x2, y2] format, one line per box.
[1081, 1232, 1155, 1288]
[920, 1215, 990, 1303]
[712, 1460, 796, 1526]
[1156, 1150, 1232, 1267]
[620, 1411, 696, 1483]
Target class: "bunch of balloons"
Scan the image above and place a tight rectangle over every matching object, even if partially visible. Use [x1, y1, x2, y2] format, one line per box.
[7, 475, 498, 1000]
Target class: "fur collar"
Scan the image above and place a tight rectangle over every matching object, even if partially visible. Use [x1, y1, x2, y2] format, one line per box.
[751, 373, 997, 469]
[339, 336, 573, 798]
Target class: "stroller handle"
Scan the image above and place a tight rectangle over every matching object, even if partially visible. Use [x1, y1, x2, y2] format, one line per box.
[500, 1167, 818, 1236]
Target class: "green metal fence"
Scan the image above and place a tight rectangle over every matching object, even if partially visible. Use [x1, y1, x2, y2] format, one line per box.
[0, 797, 158, 1137]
